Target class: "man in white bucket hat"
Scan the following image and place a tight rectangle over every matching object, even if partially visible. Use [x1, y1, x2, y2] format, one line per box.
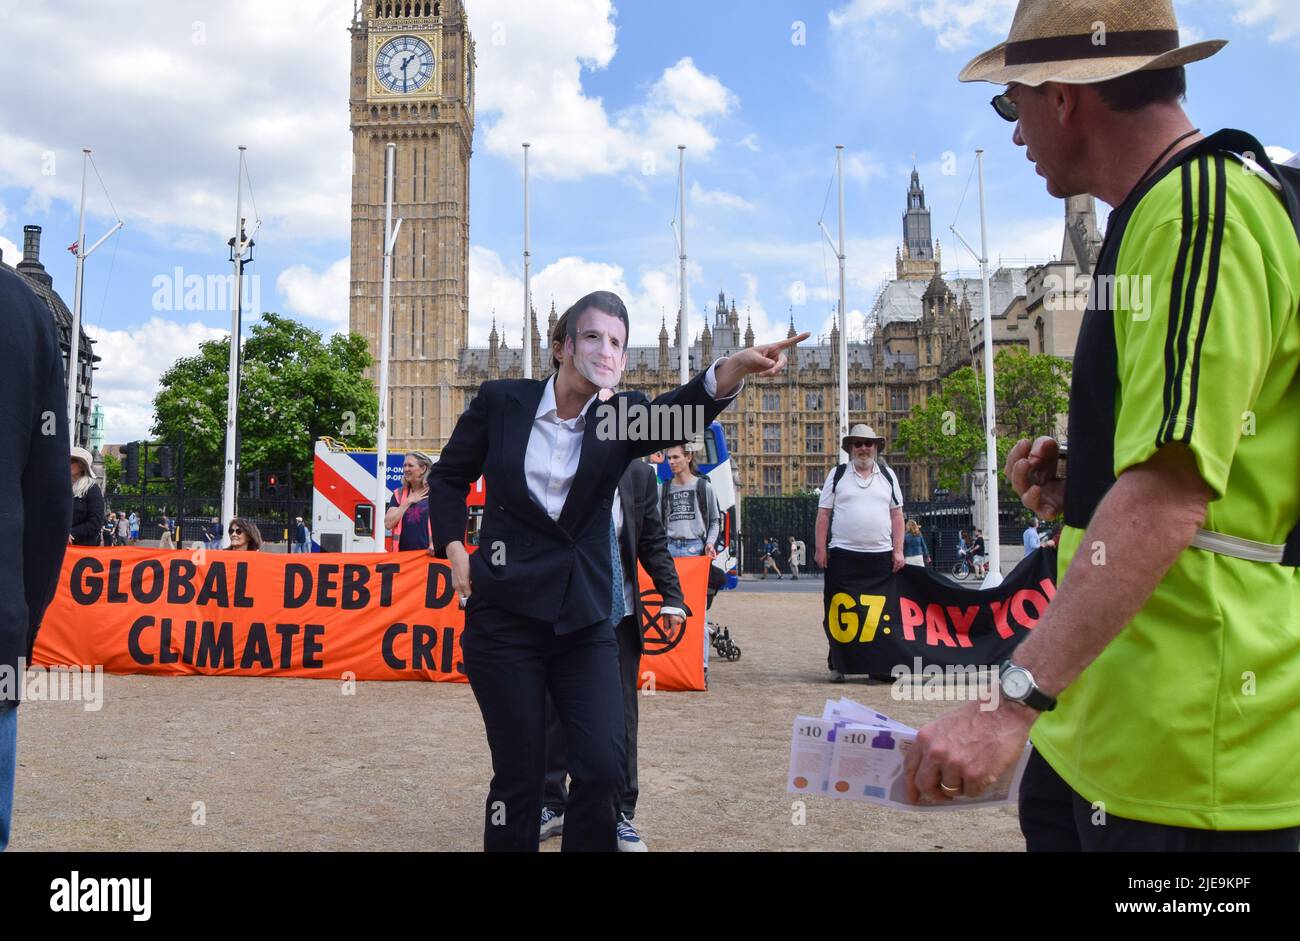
[816, 424, 904, 683]
[906, 0, 1300, 852]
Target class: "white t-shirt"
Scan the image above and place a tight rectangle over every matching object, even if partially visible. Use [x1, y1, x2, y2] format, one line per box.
[818, 462, 903, 553]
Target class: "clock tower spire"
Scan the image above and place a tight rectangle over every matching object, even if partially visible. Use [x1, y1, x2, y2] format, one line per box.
[349, 0, 475, 449]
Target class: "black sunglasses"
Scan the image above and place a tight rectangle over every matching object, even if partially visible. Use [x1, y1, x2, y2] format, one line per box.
[229, 527, 243, 535]
[991, 92, 1018, 123]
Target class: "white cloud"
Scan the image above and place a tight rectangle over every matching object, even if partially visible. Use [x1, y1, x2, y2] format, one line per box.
[689, 181, 755, 211]
[469, 244, 707, 351]
[0, 1, 352, 243]
[277, 258, 350, 328]
[738, 133, 761, 152]
[829, 0, 1016, 51]
[818, 307, 871, 345]
[86, 317, 228, 442]
[1180, 24, 1206, 45]
[1266, 145, 1296, 165]
[0, 237, 19, 268]
[1231, 0, 1300, 46]
[844, 151, 887, 185]
[471, 0, 737, 179]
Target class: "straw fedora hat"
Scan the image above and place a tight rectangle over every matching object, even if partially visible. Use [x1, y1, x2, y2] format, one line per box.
[841, 424, 885, 454]
[959, 0, 1226, 87]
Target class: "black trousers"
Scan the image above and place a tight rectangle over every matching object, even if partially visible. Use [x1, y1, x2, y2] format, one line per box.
[824, 547, 893, 673]
[543, 613, 642, 820]
[461, 598, 626, 852]
[1019, 748, 1300, 852]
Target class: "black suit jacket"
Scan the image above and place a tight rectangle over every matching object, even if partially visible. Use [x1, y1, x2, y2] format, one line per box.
[617, 460, 686, 652]
[1, 268, 72, 709]
[429, 369, 732, 633]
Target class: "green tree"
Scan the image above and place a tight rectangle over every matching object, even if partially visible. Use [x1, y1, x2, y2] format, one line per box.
[152, 312, 378, 495]
[102, 452, 122, 496]
[895, 348, 1071, 494]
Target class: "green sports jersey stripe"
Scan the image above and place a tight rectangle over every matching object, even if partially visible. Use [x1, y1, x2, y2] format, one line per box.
[1157, 155, 1228, 447]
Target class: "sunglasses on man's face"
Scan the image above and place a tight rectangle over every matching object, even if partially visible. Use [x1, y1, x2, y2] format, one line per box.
[991, 92, 1018, 123]
[850, 440, 875, 449]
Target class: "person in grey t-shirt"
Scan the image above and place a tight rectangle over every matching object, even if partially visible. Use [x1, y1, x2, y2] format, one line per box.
[661, 444, 719, 558]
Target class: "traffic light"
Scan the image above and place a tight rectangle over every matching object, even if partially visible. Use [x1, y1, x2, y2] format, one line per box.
[247, 469, 261, 499]
[266, 472, 279, 497]
[158, 446, 174, 479]
[124, 441, 140, 487]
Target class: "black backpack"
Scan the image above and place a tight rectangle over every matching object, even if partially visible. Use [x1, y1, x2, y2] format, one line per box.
[1208, 132, 1300, 564]
[825, 459, 901, 549]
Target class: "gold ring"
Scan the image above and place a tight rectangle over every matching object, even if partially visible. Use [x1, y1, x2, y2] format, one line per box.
[940, 782, 961, 794]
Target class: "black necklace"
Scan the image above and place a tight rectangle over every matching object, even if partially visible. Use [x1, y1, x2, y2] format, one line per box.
[1125, 128, 1200, 204]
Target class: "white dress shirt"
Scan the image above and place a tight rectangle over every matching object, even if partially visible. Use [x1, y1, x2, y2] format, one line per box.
[523, 362, 738, 521]
[526, 364, 736, 620]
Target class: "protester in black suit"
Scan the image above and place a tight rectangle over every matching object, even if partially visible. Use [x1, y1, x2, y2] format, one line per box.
[428, 290, 805, 851]
[542, 456, 685, 851]
[0, 267, 72, 850]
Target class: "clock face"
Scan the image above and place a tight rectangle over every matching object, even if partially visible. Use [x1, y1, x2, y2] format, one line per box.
[375, 36, 435, 94]
[1002, 668, 1032, 700]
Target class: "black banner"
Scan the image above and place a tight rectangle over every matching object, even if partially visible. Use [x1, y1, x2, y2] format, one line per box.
[823, 548, 1057, 677]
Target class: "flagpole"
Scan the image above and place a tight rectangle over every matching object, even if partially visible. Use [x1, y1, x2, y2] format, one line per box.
[221, 147, 247, 546]
[975, 149, 1002, 586]
[835, 145, 848, 445]
[68, 151, 90, 445]
[522, 142, 532, 379]
[678, 145, 688, 386]
[818, 145, 849, 444]
[376, 142, 403, 536]
[66, 148, 123, 445]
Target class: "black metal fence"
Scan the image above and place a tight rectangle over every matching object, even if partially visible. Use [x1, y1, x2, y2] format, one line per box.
[738, 495, 1034, 574]
[99, 491, 312, 546]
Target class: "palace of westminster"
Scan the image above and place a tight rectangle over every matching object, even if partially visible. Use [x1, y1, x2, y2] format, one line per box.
[348, 1, 1100, 501]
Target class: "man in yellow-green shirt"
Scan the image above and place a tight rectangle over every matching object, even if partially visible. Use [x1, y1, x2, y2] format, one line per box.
[903, 0, 1300, 850]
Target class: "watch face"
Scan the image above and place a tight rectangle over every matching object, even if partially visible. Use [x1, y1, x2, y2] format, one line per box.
[1002, 667, 1033, 701]
[375, 36, 435, 94]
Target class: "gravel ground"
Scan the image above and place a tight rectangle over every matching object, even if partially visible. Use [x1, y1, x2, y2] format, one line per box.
[10, 589, 1022, 852]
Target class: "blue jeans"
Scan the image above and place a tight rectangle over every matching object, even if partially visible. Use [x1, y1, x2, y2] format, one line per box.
[0, 707, 16, 851]
[667, 538, 704, 558]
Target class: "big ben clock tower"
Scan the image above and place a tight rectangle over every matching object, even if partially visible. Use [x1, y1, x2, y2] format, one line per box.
[349, 0, 474, 450]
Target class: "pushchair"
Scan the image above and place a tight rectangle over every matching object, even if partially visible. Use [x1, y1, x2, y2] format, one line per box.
[704, 560, 741, 662]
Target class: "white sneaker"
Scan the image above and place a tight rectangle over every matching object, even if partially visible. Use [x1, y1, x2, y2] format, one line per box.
[616, 814, 648, 852]
[540, 807, 564, 841]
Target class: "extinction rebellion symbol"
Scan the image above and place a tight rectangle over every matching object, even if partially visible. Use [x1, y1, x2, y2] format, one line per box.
[638, 588, 685, 655]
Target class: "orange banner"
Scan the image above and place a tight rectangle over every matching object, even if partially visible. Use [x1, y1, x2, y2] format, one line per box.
[634, 554, 710, 693]
[32, 548, 711, 692]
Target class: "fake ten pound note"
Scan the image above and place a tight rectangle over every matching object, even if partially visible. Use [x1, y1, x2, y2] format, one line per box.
[787, 700, 1030, 811]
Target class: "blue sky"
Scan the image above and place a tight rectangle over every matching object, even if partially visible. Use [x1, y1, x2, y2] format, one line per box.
[1, 0, 1296, 441]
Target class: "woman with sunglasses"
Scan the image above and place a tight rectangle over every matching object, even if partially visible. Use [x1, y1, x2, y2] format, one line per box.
[226, 517, 263, 551]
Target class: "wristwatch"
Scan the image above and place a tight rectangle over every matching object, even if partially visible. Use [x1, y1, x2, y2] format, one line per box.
[999, 659, 1057, 712]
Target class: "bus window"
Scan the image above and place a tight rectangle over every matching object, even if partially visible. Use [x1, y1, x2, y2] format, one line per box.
[354, 503, 374, 537]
